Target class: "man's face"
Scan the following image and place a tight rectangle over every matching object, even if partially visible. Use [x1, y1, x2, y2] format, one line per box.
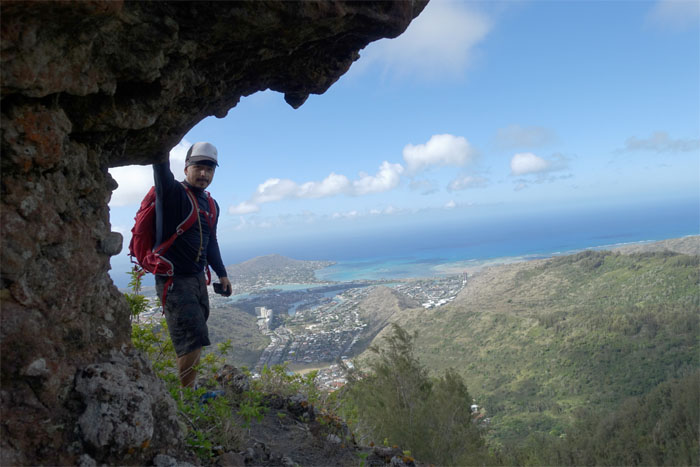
[184, 164, 215, 189]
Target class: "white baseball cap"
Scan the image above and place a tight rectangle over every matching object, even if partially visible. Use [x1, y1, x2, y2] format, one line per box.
[185, 142, 219, 167]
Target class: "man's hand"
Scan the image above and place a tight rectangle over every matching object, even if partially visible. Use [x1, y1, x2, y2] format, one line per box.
[219, 277, 232, 295]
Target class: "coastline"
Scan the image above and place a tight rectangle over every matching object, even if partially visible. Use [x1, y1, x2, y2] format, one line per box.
[317, 235, 700, 282]
[118, 235, 699, 291]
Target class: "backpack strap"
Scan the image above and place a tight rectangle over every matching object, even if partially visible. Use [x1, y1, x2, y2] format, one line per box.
[156, 185, 200, 312]
[203, 191, 216, 286]
[152, 184, 199, 255]
[180, 184, 201, 235]
[160, 186, 218, 309]
[204, 190, 216, 229]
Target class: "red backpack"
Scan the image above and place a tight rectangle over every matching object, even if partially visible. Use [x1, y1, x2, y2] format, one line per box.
[128, 183, 216, 306]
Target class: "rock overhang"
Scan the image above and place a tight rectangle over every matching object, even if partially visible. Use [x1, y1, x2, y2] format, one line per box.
[2, 0, 428, 166]
[0, 1, 428, 465]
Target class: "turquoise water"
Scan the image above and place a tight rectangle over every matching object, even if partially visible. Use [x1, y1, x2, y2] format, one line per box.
[313, 200, 699, 282]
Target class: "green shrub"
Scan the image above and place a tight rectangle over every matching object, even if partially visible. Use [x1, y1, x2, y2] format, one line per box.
[254, 362, 320, 404]
[124, 270, 242, 461]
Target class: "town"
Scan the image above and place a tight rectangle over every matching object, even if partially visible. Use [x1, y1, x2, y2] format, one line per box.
[131, 256, 469, 390]
[241, 273, 468, 373]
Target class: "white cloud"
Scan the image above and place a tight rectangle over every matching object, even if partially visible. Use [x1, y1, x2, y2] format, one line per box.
[228, 133, 479, 215]
[229, 201, 260, 215]
[510, 153, 550, 175]
[232, 161, 404, 214]
[331, 205, 402, 220]
[358, 1, 492, 80]
[495, 124, 555, 149]
[299, 173, 351, 198]
[619, 131, 700, 153]
[510, 152, 568, 176]
[246, 173, 351, 207]
[332, 210, 360, 219]
[447, 175, 489, 191]
[253, 178, 299, 204]
[445, 200, 457, 209]
[353, 161, 404, 195]
[228, 133, 478, 216]
[403, 134, 477, 174]
[647, 0, 700, 31]
[109, 140, 190, 207]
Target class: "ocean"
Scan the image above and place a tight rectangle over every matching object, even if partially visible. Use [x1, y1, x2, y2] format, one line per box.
[112, 198, 699, 288]
[288, 198, 699, 282]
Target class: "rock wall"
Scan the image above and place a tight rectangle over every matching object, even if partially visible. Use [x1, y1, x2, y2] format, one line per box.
[0, 1, 427, 465]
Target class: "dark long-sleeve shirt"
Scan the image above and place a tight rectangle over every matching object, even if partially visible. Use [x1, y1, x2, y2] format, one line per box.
[153, 161, 227, 278]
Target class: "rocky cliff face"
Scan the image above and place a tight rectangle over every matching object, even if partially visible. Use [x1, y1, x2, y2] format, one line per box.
[0, 1, 427, 464]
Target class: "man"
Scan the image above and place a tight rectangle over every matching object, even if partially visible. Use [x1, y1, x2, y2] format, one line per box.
[153, 141, 232, 387]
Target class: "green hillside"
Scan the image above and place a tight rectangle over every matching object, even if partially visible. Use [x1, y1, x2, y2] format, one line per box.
[380, 250, 699, 444]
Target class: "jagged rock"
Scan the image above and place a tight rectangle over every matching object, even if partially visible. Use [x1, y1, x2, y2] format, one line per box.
[0, 1, 427, 465]
[77, 454, 97, 467]
[244, 442, 272, 465]
[216, 364, 250, 394]
[152, 453, 196, 467]
[74, 349, 184, 463]
[286, 394, 316, 422]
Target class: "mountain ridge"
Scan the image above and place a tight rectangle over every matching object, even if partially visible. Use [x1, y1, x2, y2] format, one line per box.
[613, 235, 699, 255]
[224, 254, 335, 292]
[227, 254, 335, 277]
[361, 237, 699, 444]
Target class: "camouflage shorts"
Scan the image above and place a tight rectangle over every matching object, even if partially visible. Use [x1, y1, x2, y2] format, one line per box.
[155, 273, 210, 357]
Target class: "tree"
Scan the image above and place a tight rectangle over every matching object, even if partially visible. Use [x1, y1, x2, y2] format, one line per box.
[342, 324, 488, 465]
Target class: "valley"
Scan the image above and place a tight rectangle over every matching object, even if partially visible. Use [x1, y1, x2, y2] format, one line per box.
[135, 236, 699, 448]
[206, 265, 467, 372]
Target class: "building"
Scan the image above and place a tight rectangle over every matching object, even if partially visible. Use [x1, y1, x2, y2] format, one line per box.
[256, 306, 272, 319]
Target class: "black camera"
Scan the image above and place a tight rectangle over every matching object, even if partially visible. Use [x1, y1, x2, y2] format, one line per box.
[213, 282, 231, 297]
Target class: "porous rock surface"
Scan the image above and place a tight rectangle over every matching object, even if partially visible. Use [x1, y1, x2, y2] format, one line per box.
[0, 1, 427, 465]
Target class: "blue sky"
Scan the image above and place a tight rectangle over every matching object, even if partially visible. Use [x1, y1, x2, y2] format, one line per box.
[109, 0, 699, 282]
